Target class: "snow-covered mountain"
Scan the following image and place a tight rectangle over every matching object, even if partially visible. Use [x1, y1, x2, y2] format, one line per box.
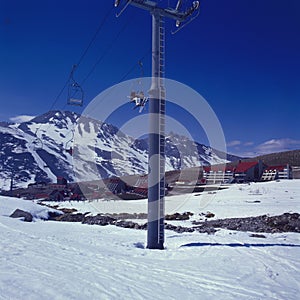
[0, 110, 240, 189]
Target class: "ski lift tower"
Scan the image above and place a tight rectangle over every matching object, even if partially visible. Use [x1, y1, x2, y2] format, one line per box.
[115, 0, 200, 249]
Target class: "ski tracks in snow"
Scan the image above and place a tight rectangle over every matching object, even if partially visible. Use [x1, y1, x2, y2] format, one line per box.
[1, 217, 300, 299]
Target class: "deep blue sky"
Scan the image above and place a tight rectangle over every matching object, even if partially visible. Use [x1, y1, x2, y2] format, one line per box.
[1, 0, 300, 156]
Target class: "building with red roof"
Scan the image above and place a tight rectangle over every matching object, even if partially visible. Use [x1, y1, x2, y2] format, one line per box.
[234, 160, 265, 183]
[202, 165, 235, 184]
[202, 161, 266, 184]
[261, 164, 292, 181]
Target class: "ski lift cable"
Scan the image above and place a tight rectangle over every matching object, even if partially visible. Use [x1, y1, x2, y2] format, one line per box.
[35, 5, 149, 143]
[83, 49, 151, 119]
[137, 60, 144, 90]
[68, 10, 143, 105]
[67, 6, 116, 106]
[66, 17, 133, 105]
[32, 76, 70, 146]
[36, 5, 114, 125]
[75, 5, 114, 69]
[119, 48, 151, 82]
[35, 70, 78, 148]
[33, 79, 67, 141]
[50, 5, 114, 110]
[33, 6, 115, 139]
[80, 18, 133, 86]
[68, 48, 150, 113]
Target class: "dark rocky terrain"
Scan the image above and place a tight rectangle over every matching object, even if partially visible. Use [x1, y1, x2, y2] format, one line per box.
[43, 208, 300, 235]
[192, 213, 300, 234]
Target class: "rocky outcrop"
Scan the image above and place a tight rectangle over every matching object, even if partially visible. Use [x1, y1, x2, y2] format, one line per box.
[55, 213, 86, 222]
[50, 211, 300, 235]
[192, 213, 300, 233]
[10, 209, 33, 222]
[83, 215, 116, 226]
[165, 212, 193, 221]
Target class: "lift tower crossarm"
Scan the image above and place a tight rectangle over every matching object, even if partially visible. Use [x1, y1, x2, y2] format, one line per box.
[129, 0, 199, 22]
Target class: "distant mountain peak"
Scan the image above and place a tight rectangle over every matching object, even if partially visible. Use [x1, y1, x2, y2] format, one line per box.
[0, 110, 241, 190]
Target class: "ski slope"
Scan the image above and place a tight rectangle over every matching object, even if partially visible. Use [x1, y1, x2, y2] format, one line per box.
[0, 180, 299, 299]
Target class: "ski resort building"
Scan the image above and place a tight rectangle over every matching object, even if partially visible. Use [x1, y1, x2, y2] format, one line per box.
[261, 164, 292, 181]
[131, 176, 148, 198]
[103, 177, 126, 195]
[49, 190, 68, 201]
[233, 161, 265, 183]
[292, 166, 300, 179]
[57, 176, 68, 186]
[203, 166, 235, 184]
[202, 161, 267, 184]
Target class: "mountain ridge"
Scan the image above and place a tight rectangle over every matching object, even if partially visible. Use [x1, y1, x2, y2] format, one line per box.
[0, 110, 241, 190]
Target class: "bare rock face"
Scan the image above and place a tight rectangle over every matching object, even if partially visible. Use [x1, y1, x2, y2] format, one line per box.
[10, 209, 33, 222]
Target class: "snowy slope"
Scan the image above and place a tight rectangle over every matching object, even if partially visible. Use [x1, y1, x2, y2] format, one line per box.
[0, 197, 61, 220]
[0, 180, 299, 299]
[0, 111, 77, 189]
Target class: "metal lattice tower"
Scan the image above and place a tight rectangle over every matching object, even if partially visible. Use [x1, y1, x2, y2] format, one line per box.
[115, 0, 200, 249]
[148, 12, 166, 248]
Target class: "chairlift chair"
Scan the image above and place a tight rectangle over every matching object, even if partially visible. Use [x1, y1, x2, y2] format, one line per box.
[65, 140, 74, 156]
[128, 91, 148, 112]
[67, 65, 84, 107]
[68, 82, 84, 107]
[31, 134, 49, 166]
[65, 130, 74, 156]
[128, 61, 148, 112]
[32, 137, 43, 151]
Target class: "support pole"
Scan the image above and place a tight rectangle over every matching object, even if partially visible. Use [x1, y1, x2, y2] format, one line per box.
[114, 0, 200, 250]
[147, 11, 165, 249]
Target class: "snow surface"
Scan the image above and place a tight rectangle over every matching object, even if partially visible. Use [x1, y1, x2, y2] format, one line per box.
[0, 180, 300, 299]
[47, 180, 300, 221]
